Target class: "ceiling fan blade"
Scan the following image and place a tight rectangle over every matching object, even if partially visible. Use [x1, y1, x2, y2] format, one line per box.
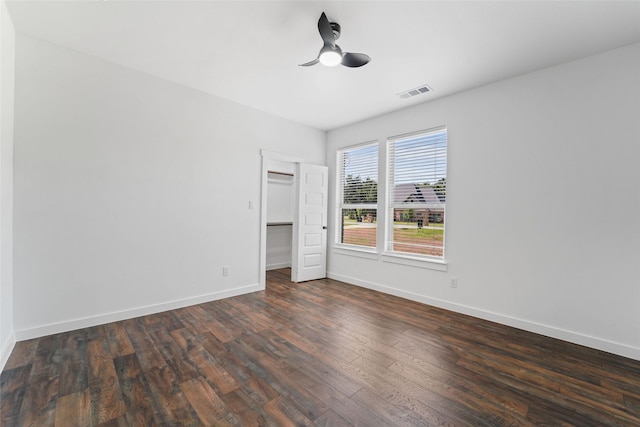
[317, 12, 335, 47]
[341, 52, 371, 68]
[299, 58, 320, 67]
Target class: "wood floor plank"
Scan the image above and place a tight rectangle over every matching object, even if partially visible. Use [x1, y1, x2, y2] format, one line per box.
[220, 388, 278, 427]
[349, 386, 429, 427]
[171, 328, 240, 394]
[202, 305, 248, 340]
[355, 355, 526, 426]
[87, 339, 126, 425]
[15, 372, 58, 427]
[86, 325, 108, 342]
[122, 318, 165, 370]
[277, 367, 369, 426]
[169, 307, 208, 337]
[112, 353, 159, 427]
[180, 376, 240, 426]
[225, 335, 330, 420]
[2, 268, 640, 426]
[57, 331, 90, 396]
[197, 332, 280, 406]
[263, 395, 315, 427]
[156, 309, 185, 332]
[143, 364, 201, 426]
[29, 334, 65, 379]
[226, 297, 275, 332]
[0, 364, 32, 426]
[54, 388, 91, 427]
[146, 323, 199, 384]
[457, 354, 635, 425]
[95, 415, 129, 427]
[189, 303, 247, 338]
[313, 408, 352, 427]
[104, 322, 135, 358]
[215, 299, 264, 334]
[382, 336, 534, 420]
[260, 330, 363, 398]
[625, 395, 640, 415]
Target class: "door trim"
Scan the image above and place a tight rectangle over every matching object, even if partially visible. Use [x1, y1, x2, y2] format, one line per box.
[259, 150, 304, 289]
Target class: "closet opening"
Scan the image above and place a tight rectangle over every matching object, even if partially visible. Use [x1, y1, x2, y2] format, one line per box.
[266, 170, 294, 272]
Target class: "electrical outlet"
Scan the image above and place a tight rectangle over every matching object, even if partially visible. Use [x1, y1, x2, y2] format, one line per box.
[248, 200, 254, 210]
[449, 277, 458, 288]
[222, 266, 229, 276]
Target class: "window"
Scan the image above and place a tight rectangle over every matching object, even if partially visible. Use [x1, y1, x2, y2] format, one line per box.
[337, 142, 378, 249]
[387, 127, 447, 258]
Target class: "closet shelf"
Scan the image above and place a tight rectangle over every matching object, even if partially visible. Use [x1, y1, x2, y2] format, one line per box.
[267, 171, 294, 177]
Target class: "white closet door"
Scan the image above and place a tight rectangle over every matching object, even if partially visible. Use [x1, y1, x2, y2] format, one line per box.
[292, 163, 328, 282]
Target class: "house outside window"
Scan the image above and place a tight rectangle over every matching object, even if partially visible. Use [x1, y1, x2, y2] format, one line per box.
[336, 142, 378, 249]
[387, 126, 447, 258]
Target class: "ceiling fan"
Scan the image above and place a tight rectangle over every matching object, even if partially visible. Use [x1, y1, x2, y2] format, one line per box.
[299, 12, 371, 68]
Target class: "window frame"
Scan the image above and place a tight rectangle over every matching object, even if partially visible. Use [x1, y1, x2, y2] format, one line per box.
[335, 141, 379, 252]
[384, 126, 448, 263]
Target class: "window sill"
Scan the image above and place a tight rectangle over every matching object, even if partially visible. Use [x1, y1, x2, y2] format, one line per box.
[381, 252, 448, 271]
[332, 245, 379, 260]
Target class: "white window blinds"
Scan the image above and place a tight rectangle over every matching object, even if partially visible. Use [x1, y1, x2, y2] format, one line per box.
[338, 143, 378, 205]
[337, 143, 378, 248]
[388, 126, 447, 258]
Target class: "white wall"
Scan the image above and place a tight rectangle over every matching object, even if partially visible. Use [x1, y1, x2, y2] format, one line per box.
[13, 34, 325, 338]
[327, 43, 640, 360]
[0, 0, 16, 370]
[266, 225, 292, 270]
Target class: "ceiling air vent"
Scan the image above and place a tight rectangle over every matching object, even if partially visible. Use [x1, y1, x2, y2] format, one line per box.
[397, 84, 432, 99]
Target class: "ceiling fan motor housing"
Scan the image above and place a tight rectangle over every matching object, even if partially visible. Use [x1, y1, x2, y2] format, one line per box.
[330, 22, 341, 40]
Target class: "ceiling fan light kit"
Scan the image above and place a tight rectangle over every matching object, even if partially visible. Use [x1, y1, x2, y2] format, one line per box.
[319, 45, 343, 66]
[300, 12, 371, 68]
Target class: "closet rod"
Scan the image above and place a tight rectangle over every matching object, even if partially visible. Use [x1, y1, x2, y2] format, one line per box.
[268, 170, 294, 177]
[267, 222, 293, 226]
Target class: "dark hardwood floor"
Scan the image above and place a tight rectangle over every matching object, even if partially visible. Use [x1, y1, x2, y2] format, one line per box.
[2, 268, 640, 426]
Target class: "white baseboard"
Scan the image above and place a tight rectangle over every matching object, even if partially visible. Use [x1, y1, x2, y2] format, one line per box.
[266, 262, 291, 271]
[327, 271, 640, 361]
[15, 283, 263, 342]
[0, 330, 16, 372]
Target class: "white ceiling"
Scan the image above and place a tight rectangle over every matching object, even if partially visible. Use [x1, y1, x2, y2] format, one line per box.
[6, 1, 640, 131]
